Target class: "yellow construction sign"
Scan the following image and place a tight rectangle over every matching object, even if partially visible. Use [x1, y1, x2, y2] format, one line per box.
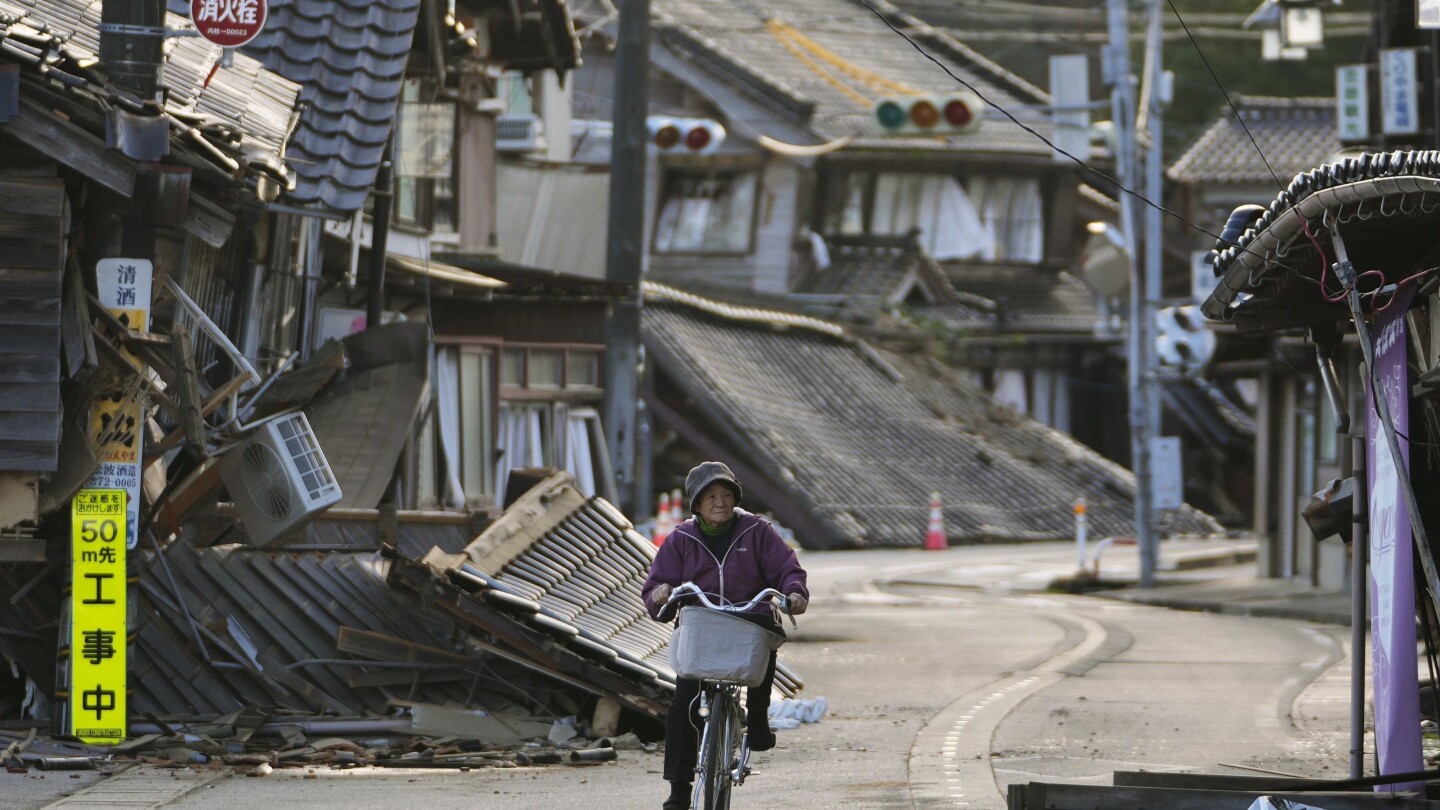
[70, 489, 127, 744]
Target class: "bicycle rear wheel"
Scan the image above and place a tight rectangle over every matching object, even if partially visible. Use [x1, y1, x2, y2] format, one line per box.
[694, 689, 735, 810]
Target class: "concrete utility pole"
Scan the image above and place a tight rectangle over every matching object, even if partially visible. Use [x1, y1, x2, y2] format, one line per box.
[603, 0, 652, 515]
[1141, 0, 1165, 586]
[1105, 0, 1157, 587]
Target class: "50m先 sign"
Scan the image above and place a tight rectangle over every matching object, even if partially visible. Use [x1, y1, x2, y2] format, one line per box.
[70, 490, 127, 744]
[190, 0, 267, 49]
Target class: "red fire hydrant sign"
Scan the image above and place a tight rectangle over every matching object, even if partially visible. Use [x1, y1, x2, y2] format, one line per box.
[190, 0, 267, 48]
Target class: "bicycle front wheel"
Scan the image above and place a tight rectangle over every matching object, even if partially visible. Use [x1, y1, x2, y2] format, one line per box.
[695, 689, 735, 810]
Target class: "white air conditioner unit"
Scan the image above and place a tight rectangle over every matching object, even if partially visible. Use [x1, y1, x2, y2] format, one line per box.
[496, 114, 540, 152]
[221, 412, 342, 546]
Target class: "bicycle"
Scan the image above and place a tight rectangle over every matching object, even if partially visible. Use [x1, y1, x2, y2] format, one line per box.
[663, 582, 795, 810]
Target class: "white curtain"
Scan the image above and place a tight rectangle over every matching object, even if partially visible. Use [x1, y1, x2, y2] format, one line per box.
[434, 349, 465, 509]
[993, 369, 1028, 414]
[653, 172, 757, 252]
[564, 413, 596, 496]
[868, 174, 990, 260]
[968, 176, 1044, 262]
[496, 404, 546, 492]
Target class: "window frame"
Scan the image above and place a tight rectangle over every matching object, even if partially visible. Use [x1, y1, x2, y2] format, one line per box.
[650, 165, 763, 257]
[394, 77, 459, 233]
[818, 167, 1049, 265]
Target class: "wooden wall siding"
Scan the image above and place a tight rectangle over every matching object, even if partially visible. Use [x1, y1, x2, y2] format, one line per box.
[647, 160, 800, 294]
[0, 177, 65, 472]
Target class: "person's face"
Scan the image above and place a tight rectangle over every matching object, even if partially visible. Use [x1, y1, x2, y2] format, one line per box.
[697, 483, 737, 525]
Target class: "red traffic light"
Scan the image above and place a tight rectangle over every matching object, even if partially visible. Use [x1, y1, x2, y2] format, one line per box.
[684, 125, 712, 151]
[943, 98, 973, 128]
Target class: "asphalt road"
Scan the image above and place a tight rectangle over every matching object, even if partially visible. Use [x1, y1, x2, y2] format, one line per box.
[36, 541, 1352, 810]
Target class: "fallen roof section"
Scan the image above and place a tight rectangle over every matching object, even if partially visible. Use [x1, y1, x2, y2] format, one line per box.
[4, 474, 801, 740]
[642, 283, 1221, 549]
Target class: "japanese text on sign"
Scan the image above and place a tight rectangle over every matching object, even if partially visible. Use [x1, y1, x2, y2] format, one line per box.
[190, 0, 267, 47]
[91, 259, 152, 549]
[70, 489, 126, 744]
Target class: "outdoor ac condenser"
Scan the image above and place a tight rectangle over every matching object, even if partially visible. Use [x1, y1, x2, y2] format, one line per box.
[496, 114, 540, 151]
[220, 412, 342, 546]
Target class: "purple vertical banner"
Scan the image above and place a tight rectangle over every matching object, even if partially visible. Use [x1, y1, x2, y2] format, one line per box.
[1368, 285, 1421, 793]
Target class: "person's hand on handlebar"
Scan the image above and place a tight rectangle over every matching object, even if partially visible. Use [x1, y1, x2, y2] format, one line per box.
[649, 583, 673, 607]
[787, 593, 808, 615]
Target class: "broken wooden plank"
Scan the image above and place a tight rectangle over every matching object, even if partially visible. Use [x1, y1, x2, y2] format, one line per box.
[170, 323, 208, 462]
[404, 702, 551, 744]
[335, 626, 472, 666]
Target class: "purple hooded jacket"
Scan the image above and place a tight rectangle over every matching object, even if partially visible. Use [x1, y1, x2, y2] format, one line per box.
[642, 509, 808, 623]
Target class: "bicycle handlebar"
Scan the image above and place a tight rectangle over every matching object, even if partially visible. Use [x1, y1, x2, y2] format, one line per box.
[664, 582, 796, 627]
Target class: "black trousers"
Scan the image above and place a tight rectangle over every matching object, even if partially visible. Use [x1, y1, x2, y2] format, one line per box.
[663, 649, 777, 782]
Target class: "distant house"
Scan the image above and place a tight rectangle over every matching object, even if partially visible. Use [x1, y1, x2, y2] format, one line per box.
[498, 0, 1144, 485]
[641, 283, 1219, 549]
[1171, 95, 1347, 585]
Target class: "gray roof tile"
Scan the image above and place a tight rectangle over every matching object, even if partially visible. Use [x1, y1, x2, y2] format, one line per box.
[939, 267, 1099, 334]
[653, 0, 1053, 155]
[1169, 95, 1337, 186]
[643, 284, 1219, 548]
[167, 0, 425, 212]
[1, 0, 300, 173]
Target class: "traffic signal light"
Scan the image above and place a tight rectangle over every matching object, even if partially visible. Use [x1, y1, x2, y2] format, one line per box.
[646, 117, 727, 155]
[873, 93, 984, 136]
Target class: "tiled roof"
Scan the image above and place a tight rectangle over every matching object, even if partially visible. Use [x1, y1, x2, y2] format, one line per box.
[795, 233, 972, 307]
[179, 0, 423, 212]
[652, 0, 1054, 156]
[2, 0, 300, 176]
[925, 267, 1100, 334]
[642, 284, 1220, 548]
[1169, 96, 1337, 185]
[795, 236, 1095, 334]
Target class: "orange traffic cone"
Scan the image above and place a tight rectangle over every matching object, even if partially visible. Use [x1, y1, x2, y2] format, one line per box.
[670, 488, 685, 527]
[653, 492, 672, 546]
[924, 492, 947, 551]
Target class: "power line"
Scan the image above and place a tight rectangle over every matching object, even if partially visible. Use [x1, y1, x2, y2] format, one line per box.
[855, 0, 1227, 244]
[1165, 0, 1283, 191]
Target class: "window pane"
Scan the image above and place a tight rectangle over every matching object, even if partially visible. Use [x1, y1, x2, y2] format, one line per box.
[566, 351, 598, 388]
[500, 348, 524, 387]
[654, 170, 758, 254]
[530, 349, 562, 388]
[459, 350, 493, 501]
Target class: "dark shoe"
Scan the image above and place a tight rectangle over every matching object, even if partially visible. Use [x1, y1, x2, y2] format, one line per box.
[663, 779, 691, 809]
[748, 726, 776, 752]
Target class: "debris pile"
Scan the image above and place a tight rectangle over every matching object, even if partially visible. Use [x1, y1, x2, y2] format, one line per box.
[0, 470, 804, 763]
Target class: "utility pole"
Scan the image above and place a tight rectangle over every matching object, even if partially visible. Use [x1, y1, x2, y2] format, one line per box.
[603, 0, 651, 515]
[1140, 0, 1165, 586]
[1105, 0, 1154, 586]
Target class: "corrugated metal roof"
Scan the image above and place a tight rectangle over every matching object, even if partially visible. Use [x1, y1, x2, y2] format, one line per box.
[643, 288, 1221, 548]
[1169, 96, 1337, 186]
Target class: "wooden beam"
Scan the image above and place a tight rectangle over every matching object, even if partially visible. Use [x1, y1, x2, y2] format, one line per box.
[170, 322, 207, 462]
[0, 353, 59, 383]
[90, 325, 178, 415]
[2, 97, 134, 197]
[0, 537, 45, 562]
[335, 626, 473, 665]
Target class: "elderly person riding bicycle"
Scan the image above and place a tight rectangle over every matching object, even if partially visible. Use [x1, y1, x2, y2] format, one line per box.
[643, 461, 809, 810]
